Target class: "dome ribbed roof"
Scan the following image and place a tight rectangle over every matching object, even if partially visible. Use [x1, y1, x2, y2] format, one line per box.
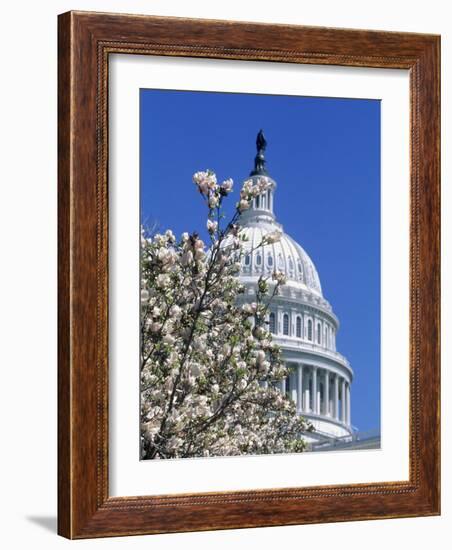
[238, 214, 322, 296]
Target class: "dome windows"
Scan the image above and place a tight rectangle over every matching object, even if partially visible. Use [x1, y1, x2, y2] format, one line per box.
[288, 256, 295, 278]
[234, 223, 323, 295]
[265, 310, 331, 346]
[283, 313, 289, 336]
[296, 316, 302, 338]
[297, 259, 303, 280]
[269, 312, 276, 334]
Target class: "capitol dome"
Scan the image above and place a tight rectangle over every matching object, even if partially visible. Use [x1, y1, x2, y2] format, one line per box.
[236, 131, 354, 448]
[237, 177, 323, 297]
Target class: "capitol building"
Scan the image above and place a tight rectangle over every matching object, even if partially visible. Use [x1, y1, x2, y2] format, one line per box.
[237, 131, 354, 448]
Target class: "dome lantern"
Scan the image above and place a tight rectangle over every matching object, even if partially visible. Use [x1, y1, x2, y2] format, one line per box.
[243, 130, 277, 219]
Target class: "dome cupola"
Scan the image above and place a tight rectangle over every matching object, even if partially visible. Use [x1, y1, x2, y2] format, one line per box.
[238, 129, 277, 225]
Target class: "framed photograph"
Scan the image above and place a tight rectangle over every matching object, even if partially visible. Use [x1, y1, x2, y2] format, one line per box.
[58, 11, 440, 538]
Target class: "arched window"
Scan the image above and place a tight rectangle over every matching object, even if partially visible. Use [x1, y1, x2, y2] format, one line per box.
[288, 256, 294, 272]
[317, 324, 321, 344]
[244, 253, 251, 266]
[269, 312, 276, 334]
[297, 260, 303, 278]
[278, 254, 284, 269]
[296, 316, 302, 338]
[267, 254, 273, 267]
[255, 195, 260, 208]
[256, 253, 262, 266]
[307, 319, 313, 341]
[283, 313, 289, 336]
[324, 326, 328, 347]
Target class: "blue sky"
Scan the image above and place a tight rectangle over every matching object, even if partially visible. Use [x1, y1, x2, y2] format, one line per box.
[140, 89, 381, 433]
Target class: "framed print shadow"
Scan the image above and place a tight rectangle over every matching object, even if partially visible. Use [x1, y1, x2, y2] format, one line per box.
[58, 11, 440, 539]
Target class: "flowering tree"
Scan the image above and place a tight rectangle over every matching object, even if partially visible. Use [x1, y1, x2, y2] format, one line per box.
[140, 171, 312, 459]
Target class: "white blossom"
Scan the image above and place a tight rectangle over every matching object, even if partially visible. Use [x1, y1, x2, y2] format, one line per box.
[220, 178, 233, 194]
[272, 270, 287, 284]
[237, 199, 250, 212]
[208, 195, 219, 209]
[156, 273, 170, 288]
[165, 229, 175, 243]
[152, 306, 161, 317]
[140, 169, 311, 460]
[149, 322, 161, 333]
[181, 250, 194, 266]
[264, 230, 282, 244]
[163, 333, 175, 345]
[207, 219, 218, 234]
[189, 364, 201, 377]
[169, 305, 182, 319]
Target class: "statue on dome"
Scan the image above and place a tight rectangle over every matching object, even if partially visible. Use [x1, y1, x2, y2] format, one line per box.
[256, 129, 267, 154]
[250, 129, 268, 176]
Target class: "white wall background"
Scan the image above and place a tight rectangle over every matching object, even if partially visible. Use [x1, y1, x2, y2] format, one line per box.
[0, 1, 449, 548]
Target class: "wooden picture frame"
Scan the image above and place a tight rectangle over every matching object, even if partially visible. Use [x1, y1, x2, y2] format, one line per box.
[58, 10, 440, 539]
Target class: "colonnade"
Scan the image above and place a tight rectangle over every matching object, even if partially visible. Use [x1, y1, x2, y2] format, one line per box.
[277, 364, 351, 426]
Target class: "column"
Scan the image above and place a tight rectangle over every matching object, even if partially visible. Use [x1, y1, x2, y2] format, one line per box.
[312, 367, 318, 414]
[346, 383, 351, 425]
[317, 373, 321, 414]
[290, 368, 297, 404]
[325, 371, 330, 416]
[304, 367, 310, 412]
[277, 307, 283, 334]
[297, 364, 303, 412]
[280, 376, 286, 395]
[334, 373, 339, 419]
[341, 378, 346, 422]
